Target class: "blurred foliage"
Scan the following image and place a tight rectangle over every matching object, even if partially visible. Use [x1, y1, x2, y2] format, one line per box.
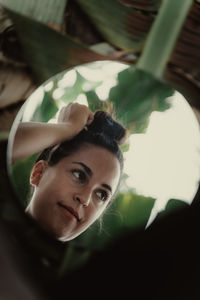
[75, 0, 157, 51]
[109, 67, 173, 132]
[4, 8, 112, 83]
[0, 0, 67, 26]
[58, 71, 102, 104]
[73, 191, 156, 250]
[118, 0, 161, 11]
[86, 90, 107, 111]
[32, 92, 58, 123]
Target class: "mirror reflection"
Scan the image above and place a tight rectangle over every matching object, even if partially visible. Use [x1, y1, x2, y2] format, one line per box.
[12, 102, 125, 242]
[8, 61, 200, 245]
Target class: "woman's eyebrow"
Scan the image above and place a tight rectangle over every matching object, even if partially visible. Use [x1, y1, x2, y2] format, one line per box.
[101, 183, 112, 193]
[72, 162, 93, 177]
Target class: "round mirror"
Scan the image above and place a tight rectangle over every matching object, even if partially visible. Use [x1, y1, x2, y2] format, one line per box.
[7, 61, 200, 246]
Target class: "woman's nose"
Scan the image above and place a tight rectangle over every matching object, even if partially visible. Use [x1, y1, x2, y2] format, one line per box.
[74, 189, 92, 207]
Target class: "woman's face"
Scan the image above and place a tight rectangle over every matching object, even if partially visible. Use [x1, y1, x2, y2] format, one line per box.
[27, 144, 121, 241]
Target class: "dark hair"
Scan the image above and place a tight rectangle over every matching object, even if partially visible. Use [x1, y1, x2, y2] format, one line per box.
[36, 111, 126, 196]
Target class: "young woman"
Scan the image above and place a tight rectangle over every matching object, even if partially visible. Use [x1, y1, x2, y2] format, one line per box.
[12, 103, 127, 242]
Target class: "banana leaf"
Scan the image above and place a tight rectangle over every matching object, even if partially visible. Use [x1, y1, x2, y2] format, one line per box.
[118, 0, 161, 11]
[109, 67, 173, 133]
[75, 0, 155, 51]
[3, 8, 116, 84]
[0, 0, 67, 26]
[31, 91, 58, 123]
[86, 90, 108, 112]
[108, 0, 193, 133]
[59, 71, 102, 104]
[72, 191, 156, 251]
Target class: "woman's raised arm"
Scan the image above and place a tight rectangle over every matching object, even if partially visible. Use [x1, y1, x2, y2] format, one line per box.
[12, 103, 94, 163]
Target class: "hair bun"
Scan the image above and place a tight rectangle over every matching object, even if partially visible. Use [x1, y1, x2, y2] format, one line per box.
[87, 111, 126, 144]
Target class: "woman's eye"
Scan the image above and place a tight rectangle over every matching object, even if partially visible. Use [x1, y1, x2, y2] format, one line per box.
[72, 170, 86, 182]
[96, 190, 108, 202]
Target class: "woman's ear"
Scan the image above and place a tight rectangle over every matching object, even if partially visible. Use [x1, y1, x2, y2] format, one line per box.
[30, 160, 47, 186]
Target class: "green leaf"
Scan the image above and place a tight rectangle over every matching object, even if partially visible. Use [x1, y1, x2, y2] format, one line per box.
[40, 92, 58, 122]
[73, 191, 156, 250]
[4, 9, 113, 83]
[109, 67, 173, 133]
[86, 90, 106, 112]
[1, 0, 67, 26]
[75, 0, 155, 52]
[30, 91, 58, 122]
[57, 71, 101, 104]
[115, 192, 156, 228]
[118, 0, 161, 11]
[120, 142, 130, 153]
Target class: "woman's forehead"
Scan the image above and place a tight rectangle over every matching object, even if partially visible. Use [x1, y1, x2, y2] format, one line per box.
[60, 144, 120, 182]
[67, 144, 118, 164]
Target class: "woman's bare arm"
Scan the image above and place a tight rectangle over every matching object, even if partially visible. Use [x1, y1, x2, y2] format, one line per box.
[12, 122, 75, 162]
[12, 103, 94, 163]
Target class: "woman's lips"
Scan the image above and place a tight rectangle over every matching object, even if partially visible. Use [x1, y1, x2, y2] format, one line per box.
[57, 202, 80, 222]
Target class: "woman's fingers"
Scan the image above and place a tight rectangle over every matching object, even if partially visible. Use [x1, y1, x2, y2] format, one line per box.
[86, 112, 94, 125]
[57, 103, 94, 129]
[57, 103, 72, 123]
[82, 105, 94, 125]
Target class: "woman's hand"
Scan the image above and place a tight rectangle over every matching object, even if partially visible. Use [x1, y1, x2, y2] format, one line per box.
[12, 103, 94, 162]
[57, 103, 94, 133]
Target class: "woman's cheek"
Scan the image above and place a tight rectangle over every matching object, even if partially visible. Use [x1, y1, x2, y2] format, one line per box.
[88, 203, 104, 221]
